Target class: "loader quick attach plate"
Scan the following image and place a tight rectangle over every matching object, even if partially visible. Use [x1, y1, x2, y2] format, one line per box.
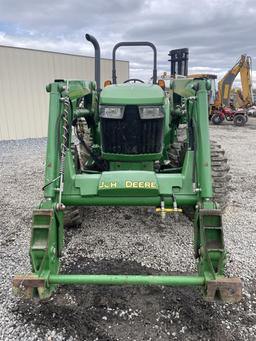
[12, 206, 243, 303]
[12, 273, 242, 303]
[12, 196, 243, 303]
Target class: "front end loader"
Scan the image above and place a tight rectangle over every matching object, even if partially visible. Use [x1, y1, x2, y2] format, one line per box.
[13, 34, 242, 303]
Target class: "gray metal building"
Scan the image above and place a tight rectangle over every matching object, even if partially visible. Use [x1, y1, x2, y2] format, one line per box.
[0, 46, 129, 140]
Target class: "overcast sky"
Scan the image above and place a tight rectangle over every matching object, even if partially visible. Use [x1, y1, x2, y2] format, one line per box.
[0, 0, 255, 85]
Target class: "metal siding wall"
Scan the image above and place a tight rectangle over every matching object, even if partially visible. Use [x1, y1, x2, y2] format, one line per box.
[0, 46, 129, 140]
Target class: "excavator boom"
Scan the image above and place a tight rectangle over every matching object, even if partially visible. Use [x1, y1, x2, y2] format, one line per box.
[238, 56, 253, 107]
[215, 55, 247, 107]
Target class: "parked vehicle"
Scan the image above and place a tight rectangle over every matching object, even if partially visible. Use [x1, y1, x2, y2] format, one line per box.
[211, 107, 248, 126]
[247, 105, 256, 117]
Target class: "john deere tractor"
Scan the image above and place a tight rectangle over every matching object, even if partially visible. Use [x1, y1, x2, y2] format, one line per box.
[13, 34, 242, 303]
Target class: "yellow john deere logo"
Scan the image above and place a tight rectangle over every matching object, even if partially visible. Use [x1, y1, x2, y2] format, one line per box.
[125, 181, 157, 189]
[98, 181, 157, 189]
[98, 181, 117, 189]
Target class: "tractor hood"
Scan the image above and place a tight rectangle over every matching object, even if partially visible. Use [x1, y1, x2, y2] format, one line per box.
[100, 84, 165, 105]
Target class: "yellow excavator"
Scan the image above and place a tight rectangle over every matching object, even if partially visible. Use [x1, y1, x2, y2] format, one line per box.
[191, 55, 253, 108]
[190, 55, 253, 126]
[215, 54, 253, 108]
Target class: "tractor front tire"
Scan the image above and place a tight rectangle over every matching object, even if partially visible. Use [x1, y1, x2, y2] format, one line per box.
[64, 207, 83, 228]
[63, 143, 84, 228]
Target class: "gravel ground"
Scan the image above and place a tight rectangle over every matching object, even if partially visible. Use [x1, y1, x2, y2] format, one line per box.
[0, 119, 256, 341]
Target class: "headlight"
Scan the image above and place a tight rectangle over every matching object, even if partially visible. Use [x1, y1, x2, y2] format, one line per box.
[100, 106, 125, 119]
[139, 106, 164, 119]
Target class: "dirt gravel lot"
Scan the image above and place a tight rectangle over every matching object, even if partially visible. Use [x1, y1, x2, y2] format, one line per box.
[0, 119, 256, 341]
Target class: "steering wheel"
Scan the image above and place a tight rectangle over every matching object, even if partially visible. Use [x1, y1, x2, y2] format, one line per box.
[123, 78, 145, 84]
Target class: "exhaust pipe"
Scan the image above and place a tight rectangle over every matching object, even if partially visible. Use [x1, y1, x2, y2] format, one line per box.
[85, 34, 101, 92]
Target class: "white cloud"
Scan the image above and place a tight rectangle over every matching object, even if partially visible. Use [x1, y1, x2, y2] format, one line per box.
[0, 0, 255, 86]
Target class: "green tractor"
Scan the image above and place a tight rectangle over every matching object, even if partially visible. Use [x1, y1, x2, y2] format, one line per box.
[13, 34, 241, 303]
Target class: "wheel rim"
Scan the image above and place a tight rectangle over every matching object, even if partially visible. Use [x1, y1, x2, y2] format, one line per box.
[213, 115, 222, 124]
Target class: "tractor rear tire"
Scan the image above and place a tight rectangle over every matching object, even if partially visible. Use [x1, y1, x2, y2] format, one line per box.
[169, 127, 231, 216]
[210, 142, 231, 210]
[233, 114, 246, 126]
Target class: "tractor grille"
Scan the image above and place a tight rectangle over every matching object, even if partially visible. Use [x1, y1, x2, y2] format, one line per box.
[100, 105, 163, 154]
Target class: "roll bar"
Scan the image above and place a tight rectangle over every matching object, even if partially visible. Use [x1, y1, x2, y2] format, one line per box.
[112, 42, 157, 84]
